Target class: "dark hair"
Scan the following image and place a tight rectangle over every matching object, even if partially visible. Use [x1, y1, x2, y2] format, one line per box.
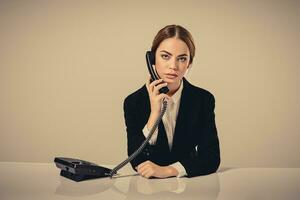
[151, 25, 195, 64]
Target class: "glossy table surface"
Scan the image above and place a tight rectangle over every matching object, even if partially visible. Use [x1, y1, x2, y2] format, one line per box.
[0, 162, 299, 200]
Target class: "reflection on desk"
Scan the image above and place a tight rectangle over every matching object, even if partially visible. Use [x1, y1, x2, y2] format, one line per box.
[0, 162, 299, 200]
[56, 173, 219, 199]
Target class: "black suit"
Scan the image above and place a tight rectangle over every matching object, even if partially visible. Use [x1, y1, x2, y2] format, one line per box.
[123, 78, 220, 177]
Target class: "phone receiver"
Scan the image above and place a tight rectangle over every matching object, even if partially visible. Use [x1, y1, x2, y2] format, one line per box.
[146, 51, 169, 94]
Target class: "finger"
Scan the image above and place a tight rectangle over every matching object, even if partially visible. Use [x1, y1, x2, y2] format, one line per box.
[139, 163, 151, 173]
[153, 82, 168, 94]
[136, 160, 149, 171]
[146, 80, 150, 93]
[139, 161, 155, 175]
[146, 76, 152, 93]
[146, 75, 151, 87]
[157, 93, 170, 102]
[148, 75, 152, 82]
[138, 167, 147, 177]
[149, 79, 163, 89]
[149, 81, 163, 94]
[138, 166, 148, 177]
[138, 162, 151, 173]
[140, 167, 152, 178]
[136, 164, 142, 172]
[144, 170, 153, 179]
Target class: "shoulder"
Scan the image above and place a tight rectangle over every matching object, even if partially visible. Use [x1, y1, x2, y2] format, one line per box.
[183, 78, 215, 103]
[124, 84, 148, 108]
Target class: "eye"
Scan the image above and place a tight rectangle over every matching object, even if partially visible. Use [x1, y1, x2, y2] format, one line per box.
[178, 57, 187, 62]
[161, 54, 170, 60]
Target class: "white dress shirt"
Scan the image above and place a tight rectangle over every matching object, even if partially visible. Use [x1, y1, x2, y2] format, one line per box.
[142, 81, 187, 177]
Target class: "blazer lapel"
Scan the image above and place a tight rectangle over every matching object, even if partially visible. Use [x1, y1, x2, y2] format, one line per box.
[156, 121, 171, 153]
[171, 78, 195, 153]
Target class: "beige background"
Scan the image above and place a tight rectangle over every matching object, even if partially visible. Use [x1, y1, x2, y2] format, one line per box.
[0, 0, 299, 167]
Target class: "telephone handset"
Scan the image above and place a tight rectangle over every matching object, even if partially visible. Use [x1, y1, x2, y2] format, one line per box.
[146, 51, 169, 94]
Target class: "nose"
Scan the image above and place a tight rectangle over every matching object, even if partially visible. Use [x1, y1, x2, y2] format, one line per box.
[169, 58, 178, 70]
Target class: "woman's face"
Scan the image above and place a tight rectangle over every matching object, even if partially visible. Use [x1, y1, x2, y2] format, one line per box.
[155, 37, 191, 85]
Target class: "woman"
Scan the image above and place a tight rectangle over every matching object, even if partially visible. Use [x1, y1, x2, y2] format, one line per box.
[124, 25, 220, 179]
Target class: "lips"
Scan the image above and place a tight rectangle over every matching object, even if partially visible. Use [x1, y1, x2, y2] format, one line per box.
[165, 73, 178, 78]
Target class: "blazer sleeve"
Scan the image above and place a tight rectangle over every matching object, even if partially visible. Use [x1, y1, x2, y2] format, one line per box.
[179, 93, 221, 177]
[123, 96, 154, 170]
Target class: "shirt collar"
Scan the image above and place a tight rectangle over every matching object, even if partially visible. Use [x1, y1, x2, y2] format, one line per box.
[170, 80, 183, 104]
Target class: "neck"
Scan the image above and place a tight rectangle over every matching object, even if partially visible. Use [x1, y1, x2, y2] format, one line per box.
[167, 80, 182, 96]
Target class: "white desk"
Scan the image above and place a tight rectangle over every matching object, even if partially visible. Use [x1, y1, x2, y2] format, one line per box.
[0, 162, 299, 200]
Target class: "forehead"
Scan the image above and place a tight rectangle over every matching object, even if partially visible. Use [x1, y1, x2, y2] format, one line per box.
[157, 38, 190, 55]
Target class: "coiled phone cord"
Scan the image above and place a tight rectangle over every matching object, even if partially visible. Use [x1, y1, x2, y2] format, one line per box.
[109, 99, 168, 178]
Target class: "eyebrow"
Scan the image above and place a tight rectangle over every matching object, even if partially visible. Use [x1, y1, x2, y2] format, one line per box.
[159, 50, 188, 57]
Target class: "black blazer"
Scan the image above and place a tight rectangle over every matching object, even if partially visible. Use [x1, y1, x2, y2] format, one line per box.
[123, 78, 220, 177]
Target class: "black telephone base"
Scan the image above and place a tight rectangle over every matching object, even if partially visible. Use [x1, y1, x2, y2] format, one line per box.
[54, 157, 112, 182]
[60, 170, 107, 182]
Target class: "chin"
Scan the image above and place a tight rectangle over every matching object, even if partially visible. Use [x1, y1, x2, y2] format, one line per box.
[163, 77, 180, 84]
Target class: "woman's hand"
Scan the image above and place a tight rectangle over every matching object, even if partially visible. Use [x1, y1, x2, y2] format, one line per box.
[136, 160, 179, 179]
[145, 77, 170, 130]
[146, 77, 170, 115]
